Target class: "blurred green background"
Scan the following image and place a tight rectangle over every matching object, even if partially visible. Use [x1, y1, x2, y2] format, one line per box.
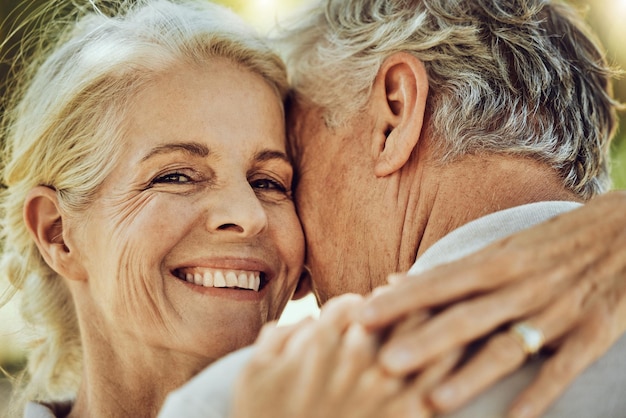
[1, 0, 625, 403]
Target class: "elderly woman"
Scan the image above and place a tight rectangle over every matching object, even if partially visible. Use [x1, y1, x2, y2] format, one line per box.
[0, 0, 308, 416]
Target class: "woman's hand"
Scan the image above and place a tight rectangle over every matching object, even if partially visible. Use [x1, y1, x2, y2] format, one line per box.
[231, 294, 433, 418]
[358, 191, 626, 418]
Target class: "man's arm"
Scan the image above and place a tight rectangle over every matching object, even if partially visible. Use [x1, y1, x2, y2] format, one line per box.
[359, 191, 626, 418]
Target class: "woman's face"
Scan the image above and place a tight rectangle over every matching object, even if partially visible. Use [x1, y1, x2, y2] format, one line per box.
[71, 59, 304, 360]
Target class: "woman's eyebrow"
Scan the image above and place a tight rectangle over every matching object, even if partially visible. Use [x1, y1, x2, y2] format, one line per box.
[141, 142, 210, 162]
[255, 149, 290, 164]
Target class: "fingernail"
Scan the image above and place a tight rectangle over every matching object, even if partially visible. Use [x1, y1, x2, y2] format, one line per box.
[508, 403, 533, 418]
[431, 384, 457, 407]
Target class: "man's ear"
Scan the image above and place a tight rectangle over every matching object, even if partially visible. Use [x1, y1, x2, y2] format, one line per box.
[370, 52, 429, 177]
[23, 186, 86, 281]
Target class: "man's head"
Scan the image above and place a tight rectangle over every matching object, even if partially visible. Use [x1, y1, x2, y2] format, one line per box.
[282, 0, 621, 303]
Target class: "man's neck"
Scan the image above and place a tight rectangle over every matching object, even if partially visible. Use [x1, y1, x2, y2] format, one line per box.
[398, 152, 581, 266]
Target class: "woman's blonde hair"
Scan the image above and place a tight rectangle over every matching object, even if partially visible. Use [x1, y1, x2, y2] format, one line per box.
[279, 0, 623, 199]
[0, 0, 287, 414]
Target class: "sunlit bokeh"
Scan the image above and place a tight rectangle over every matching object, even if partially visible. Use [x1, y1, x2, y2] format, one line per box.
[596, 0, 626, 62]
[214, 0, 304, 32]
[615, 0, 626, 14]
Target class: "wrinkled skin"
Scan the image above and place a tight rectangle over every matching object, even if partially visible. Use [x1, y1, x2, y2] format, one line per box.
[32, 60, 305, 417]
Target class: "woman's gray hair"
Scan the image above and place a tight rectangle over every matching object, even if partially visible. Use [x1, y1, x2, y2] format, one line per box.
[0, 0, 287, 413]
[279, 0, 622, 199]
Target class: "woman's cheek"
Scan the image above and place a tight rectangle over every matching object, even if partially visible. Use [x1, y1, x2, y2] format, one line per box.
[278, 208, 305, 269]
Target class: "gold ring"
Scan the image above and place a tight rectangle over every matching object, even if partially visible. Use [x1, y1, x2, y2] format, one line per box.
[509, 322, 545, 356]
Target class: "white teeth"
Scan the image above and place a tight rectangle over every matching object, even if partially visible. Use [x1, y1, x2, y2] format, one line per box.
[214, 271, 226, 287]
[238, 273, 248, 288]
[203, 271, 213, 287]
[225, 271, 238, 287]
[194, 273, 203, 285]
[179, 268, 263, 291]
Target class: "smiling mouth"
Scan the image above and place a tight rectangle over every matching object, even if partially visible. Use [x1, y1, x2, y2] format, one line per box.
[173, 268, 267, 292]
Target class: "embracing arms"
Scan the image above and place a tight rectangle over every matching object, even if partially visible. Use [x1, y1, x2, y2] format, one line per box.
[361, 191, 626, 417]
[159, 191, 626, 418]
[234, 191, 626, 418]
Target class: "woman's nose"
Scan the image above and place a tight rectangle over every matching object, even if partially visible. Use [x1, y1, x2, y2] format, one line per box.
[205, 182, 268, 237]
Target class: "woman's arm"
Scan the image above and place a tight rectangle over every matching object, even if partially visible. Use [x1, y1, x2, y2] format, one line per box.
[231, 294, 433, 418]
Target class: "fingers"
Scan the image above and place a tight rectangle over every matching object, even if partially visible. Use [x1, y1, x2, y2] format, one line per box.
[359, 258, 516, 330]
[377, 350, 461, 418]
[426, 277, 598, 412]
[426, 274, 624, 414]
[507, 349, 588, 418]
[377, 245, 616, 376]
[282, 318, 351, 397]
[386, 310, 430, 340]
[255, 319, 312, 353]
[282, 293, 364, 356]
[508, 304, 615, 418]
[318, 292, 366, 329]
[328, 323, 379, 396]
[252, 294, 362, 360]
[377, 277, 555, 375]
[381, 376, 435, 418]
[431, 330, 528, 411]
[414, 347, 463, 393]
[241, 292, 442, 418]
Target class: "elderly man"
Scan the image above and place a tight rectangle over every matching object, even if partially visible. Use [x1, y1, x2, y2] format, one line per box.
[160, 0, 626, 417]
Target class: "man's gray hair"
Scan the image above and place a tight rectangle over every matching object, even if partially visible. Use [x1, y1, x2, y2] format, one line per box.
[279, 0, 622, 199]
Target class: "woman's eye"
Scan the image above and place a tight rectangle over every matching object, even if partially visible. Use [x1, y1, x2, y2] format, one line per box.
[250, 178, 287, 193]
[152, 173, 192, 184]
